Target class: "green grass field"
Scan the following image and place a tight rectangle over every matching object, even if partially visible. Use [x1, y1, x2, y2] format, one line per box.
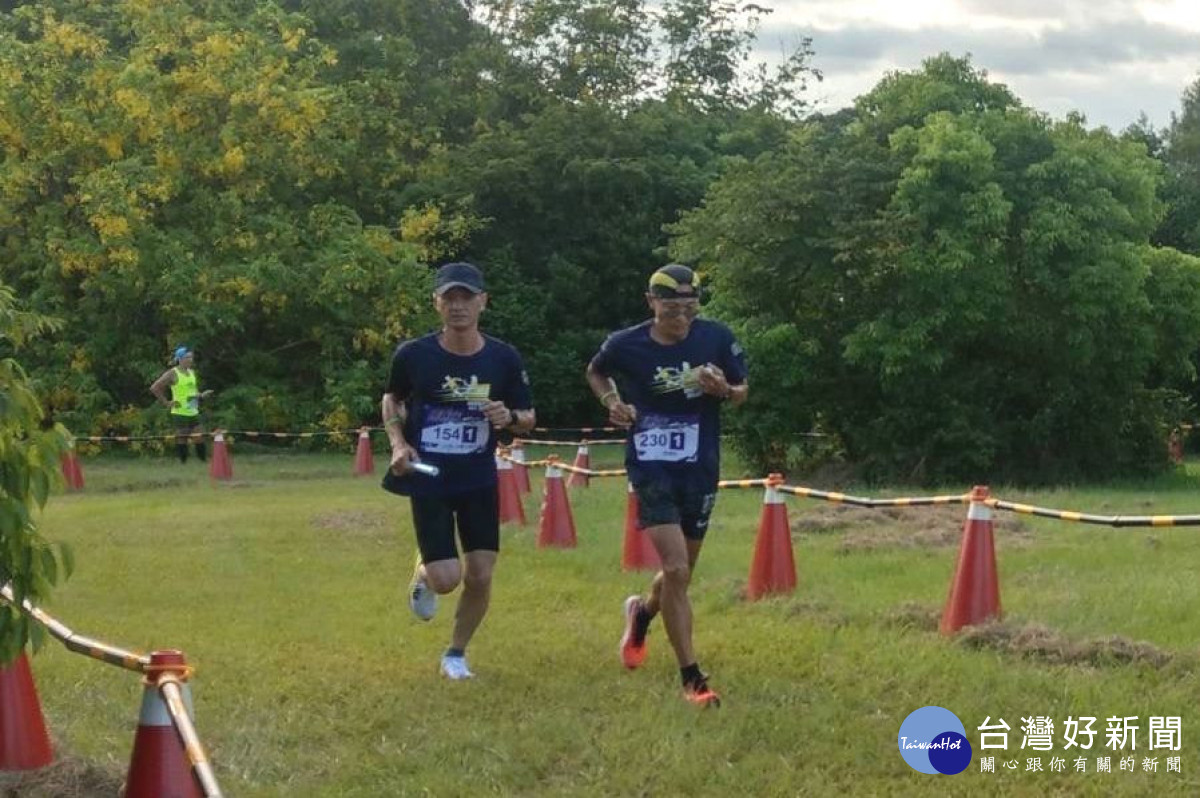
[6, 445, 1200, 796]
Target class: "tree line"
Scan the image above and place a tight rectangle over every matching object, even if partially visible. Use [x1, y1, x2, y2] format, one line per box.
[3, 1, 1200, 483]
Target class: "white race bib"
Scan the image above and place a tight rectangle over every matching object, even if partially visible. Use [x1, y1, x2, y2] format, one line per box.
[634, 414, 699, 463]
[419, 406, 489, 455]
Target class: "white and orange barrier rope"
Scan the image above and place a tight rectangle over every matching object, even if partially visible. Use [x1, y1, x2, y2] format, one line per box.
[72, 427, 380, 444]
[0, 582, 223, 796]
[501, 455, 1200, 527]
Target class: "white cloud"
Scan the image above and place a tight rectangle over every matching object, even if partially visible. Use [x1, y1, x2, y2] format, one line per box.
[754, 0, 1200, 129]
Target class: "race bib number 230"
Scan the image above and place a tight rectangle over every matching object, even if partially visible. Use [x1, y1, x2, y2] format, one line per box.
[634, 414, 699, 463]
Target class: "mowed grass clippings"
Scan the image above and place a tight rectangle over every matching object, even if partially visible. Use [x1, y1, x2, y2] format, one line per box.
[16, 449, 1200, 795]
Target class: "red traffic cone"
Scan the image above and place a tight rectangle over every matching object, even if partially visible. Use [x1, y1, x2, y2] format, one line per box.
[353, 428, 375, 476]
[0, 651, 53, 770]
[208, 432, 233, 481]
[746, 473, 797, 600]
[621, 482, 661, 571]
[566, 444, 590, 488]
[60, 444, 84, 492]
[940, 486, 1002, 634]
[497, 452, 526, 526]
[511, 441, 531, 494]
[537, 457, 577, 548]
[125, 650, 203, 798]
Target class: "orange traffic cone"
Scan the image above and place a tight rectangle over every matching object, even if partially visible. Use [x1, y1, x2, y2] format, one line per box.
[353, 428, 375, 476]
[940, 486, 1001, 634]
[511, 441, 531, 494]
[0, 651, 53, 770]
[746, 473, 797, 600]
[208, 432, 232, 481]
[125, 650, 203, 798]
[497, 452, 526, 526]
[537, 457, 577, 548]
[60, 442, 84, 492]
[566, 444, 590, 488]
[621, 482, 661, 571]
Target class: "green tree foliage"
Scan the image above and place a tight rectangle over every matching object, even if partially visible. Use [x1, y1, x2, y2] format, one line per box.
[659, 0, 817, 117]
[1158, 78, 1200, 253]
[0, 0, 816, 433]
[0, 285, 69, 664]
[0, 0, 434, 437]
[673, 55, 1200, 483]
[417, 102, 796, 421]
[408, 1, 817, 422]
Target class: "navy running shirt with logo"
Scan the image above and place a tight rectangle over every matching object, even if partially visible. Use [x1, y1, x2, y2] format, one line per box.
[589, 318, 747, 489]
[385, 333, 532, 497]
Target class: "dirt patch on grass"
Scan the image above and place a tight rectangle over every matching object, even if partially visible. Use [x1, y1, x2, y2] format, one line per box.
[880, 602, 942, 632]
[268, 469, 356, 481]
[311, 509, 390, 536]
[956, 621, 1173, 668]
[0, 754, 124, 797]
[779, 597, 851, 627]
[94, 477, 193, 493]
[877, 606, 1177, 669]
[790, 503, 1034, 553]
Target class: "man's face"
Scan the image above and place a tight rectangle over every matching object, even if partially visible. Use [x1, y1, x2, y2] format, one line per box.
[648, 295, 700, 334]
[435, 287, 487, 330]
[179, 353, 194, 369]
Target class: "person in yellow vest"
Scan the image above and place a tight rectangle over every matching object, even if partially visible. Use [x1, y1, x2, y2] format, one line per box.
[150, 346, 214, 463]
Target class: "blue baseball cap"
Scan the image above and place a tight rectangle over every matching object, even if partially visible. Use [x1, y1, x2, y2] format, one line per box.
[174, 346, 192, 362]
[434, 262, 485, 295]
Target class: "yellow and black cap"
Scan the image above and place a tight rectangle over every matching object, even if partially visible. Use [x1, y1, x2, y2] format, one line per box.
[648, 264, 700, 299]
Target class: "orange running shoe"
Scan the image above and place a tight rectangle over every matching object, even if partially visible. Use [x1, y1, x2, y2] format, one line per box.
[619, 595, 648, 669]
[683, 677, 721, 708]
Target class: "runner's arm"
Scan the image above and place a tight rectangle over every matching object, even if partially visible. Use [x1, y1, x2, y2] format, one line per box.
[586, 362, 636, 427]
[149, 370, 176, 408]
[381, 393, 416, 475]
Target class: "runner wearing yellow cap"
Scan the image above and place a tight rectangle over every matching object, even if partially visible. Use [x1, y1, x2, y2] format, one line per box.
[586, 264, 749, 707]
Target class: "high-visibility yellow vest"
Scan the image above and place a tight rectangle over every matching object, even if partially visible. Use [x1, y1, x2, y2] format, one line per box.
[170, 368, 200, 417]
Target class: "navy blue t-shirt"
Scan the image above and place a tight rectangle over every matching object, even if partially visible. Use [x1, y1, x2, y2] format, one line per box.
[589, 319, 747, 489]
[384, 332, 532, 497]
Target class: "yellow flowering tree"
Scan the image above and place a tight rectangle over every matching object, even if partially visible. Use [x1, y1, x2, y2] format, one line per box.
[0, 285, 69, 664]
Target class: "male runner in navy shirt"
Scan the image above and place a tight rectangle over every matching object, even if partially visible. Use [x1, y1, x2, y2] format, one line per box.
[382, 261, 536, 680]
[586, 264, 748, 706]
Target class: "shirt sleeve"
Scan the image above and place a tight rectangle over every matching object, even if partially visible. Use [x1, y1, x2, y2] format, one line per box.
[719, 326, 748, 385]
[589, 333, 621, 377]
[385, 342, 414, 399]
[503, 346, 534, 411]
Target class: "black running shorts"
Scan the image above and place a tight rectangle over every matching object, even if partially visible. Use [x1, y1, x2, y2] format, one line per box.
[410, 486, 500, 563]
[634, 478, 717, 541]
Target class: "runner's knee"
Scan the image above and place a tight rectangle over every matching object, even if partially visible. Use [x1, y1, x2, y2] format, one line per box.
[462, 567, 492, 592]
[424, 562, 461, 594]
[661, 560, 691, 589]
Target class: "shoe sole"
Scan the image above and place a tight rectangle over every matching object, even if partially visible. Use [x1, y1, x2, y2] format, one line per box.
[619, 595, 646, 669]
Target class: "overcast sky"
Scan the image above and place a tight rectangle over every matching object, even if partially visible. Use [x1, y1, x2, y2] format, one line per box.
[757, 0, 1200, 130]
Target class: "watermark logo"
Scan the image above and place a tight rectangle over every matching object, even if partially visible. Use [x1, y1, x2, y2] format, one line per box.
[899, 706, 973, 775]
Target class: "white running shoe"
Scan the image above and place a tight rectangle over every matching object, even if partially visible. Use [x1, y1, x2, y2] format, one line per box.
[408, 564, 437, 621]
[440, 654, 475, 680]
